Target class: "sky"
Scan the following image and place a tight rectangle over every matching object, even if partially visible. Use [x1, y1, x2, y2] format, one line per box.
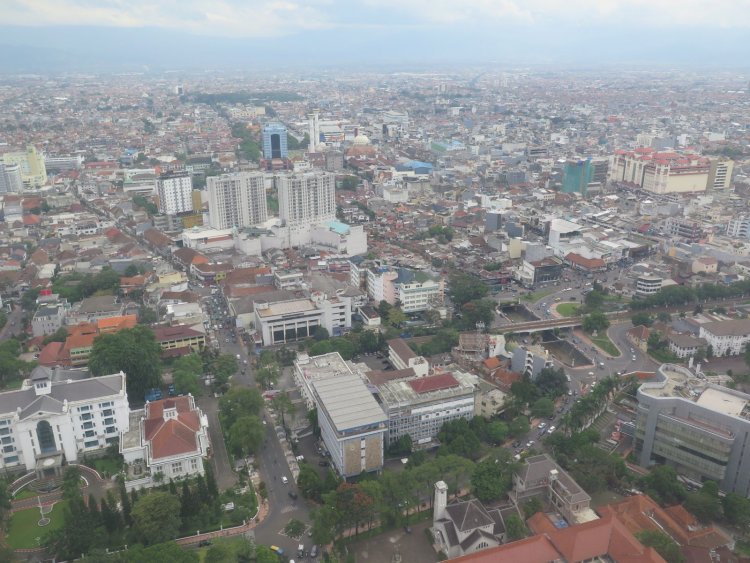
[1, 0, 749, 71]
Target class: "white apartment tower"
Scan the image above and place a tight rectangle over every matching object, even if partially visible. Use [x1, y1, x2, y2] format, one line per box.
[207, 172, 268, 229]
[277, 172, 336, 226]
[157, 171, 193, 215]
[308, 111, 320, 153]
[0, 163, 23, 194]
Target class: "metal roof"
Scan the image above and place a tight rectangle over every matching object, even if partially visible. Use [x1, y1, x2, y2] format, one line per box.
[313, 373, 386, 433]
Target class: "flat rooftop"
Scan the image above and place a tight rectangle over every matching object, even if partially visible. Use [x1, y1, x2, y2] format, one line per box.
[313, 373, 386, 433]
[295, 352, 353, 383]
[256, 298, 317, 318]
[696, 387, 748, 417]
[377, 369, 476, 408]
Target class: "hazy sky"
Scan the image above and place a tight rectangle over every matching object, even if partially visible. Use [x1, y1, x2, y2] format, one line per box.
[1, 0, 749, 70]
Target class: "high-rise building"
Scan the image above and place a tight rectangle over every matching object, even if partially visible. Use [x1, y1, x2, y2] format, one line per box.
[561, 157, 609, 195]
[708, 157, 734, 191]
[262, 123, 288, 160]
[207, 172, 268, 229]
[277, 172, 336, 226]
[308, 111, 320, 153]
[2, 145, 47, 188]
[0, 163, 23, 194]
[610, 149, 710, 194]
[157, 171, 193, 215]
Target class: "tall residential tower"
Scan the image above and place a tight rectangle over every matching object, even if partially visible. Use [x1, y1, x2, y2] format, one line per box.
[207, 172, 268, 229]
[157, 171, 193, 215]
[277, 172, 336, 226]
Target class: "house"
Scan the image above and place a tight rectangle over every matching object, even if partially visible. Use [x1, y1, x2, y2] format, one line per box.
[120, 395, 210, 484]
[432, 481, 507, 559]
[152, 325, 206, 354]
[32, 302, 68, 336]
[626, 325, 650, 353]
[692, 256, 718, 275]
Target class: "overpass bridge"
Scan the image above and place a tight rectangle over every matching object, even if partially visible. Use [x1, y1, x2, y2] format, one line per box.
[492, 316, 585, 334]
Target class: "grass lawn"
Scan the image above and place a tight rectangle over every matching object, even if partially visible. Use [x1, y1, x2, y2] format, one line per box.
[591, 335, 620, 356]
[522, 288, 557, 302]
[6, 501, 67, 549]
[556, 302, 580, 317]
[13, 487, 41, 501]
[90, 455, 123, 477]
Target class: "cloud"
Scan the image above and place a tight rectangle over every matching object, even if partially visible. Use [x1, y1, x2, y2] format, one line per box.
[2, 0, 750, 38]
[0, 0, 333, 37]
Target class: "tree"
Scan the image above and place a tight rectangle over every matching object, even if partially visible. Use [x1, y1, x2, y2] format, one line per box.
[582, 311, 610, 334]
[535, 367, 568, 398]
[42, 327, 69, 345]
[211, 354, 238, 384]
[449, 272, 488, 306]
[312, 326, 330, 341]
[131, 492, 182, 545]
[505, 514, 528, 541]
[458, 299, 495, 330]
[472, 454, 515, 502]
[138, 306, 159, 324]
[485, 421, 509, 445]
[255, 545, 280, 563]
[297, 463, 323, 501]
[388, 434, 413, 456]
[205, 543, 235, 563]
[531, 397, 555, 418]
[523, 497, 544, 518]
[172, 354, 203, 396]
[642, 465, 686, 506]
[228, 415, 265, 457]
[0, 480, 11, 529]
[683, 491, 721, 523]
[636, 530, 685, 563]
[584, 289, 605, 311]
[256, 365, 280, 389]
[722, 493, 750, 527]
[284, 518, 306, 538]
[219, 387, 263, 428]
[387, 307, 407, 327]
[509, 416, 530, 437]
[271, 392, 294, 429]
[657, 312, 672, 323]
[89, 326, 161, 401]
[631, 312, 653, 327]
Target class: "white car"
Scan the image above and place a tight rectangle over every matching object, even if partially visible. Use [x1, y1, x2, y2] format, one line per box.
[281, 476, 289, 484]
[526, 440, 535, 448]
[538, 422, 547, 430]
[548, 426, 556, 434]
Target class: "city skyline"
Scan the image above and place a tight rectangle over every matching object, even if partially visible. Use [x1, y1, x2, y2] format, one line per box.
[1, 0, 749, 71]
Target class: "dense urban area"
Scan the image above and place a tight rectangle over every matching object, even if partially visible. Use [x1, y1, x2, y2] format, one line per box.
[0, 68, 749, 563]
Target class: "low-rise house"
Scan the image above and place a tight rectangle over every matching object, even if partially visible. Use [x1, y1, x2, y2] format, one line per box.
[667, 332, 707, 359]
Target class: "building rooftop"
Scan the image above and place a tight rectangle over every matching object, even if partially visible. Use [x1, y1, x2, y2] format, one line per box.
[377, 370, 476, 408]
[696, 387, 748, 417]
[701, 319, 750, 337]
[255, 298, 317, 318]
[313, 373, 386, 433]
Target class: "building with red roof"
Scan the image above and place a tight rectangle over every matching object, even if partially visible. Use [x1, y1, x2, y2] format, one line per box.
[120, 395, 210, 482]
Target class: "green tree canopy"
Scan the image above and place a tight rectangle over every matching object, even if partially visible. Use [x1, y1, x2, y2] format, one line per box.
[635, 530, 685, 563]
[228, 415, 265, 457]
[219, 387, 263, 428]
[89, 326, 162, 401]
[131, 492, 182, 545]
[449, 272, 488, 306]
[582, 311, 610, 334]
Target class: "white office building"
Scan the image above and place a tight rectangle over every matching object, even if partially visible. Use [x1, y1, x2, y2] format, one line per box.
[699, 319, 750, 357]
[0, 369, 129, 473]
[157, 171, 193, 215]
[208, 172, 268, 229]
[277, 172, 336, 227]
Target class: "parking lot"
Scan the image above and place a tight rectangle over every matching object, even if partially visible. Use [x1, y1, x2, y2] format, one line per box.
[347, 520, 437, 563]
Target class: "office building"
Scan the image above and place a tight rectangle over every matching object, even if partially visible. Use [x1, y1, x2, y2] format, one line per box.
[562, 157, 610, 195]
[365, 266, 444, 313]
[157, 171, 193, 215]
[254, 294, 351, 347]
[698, 319, 750, 357]
[0, 163, 22, 194]
[372, 370, 476, 447]
[635, 275, 663, 297]
[708, 157, 734, 190]
[207, 172, 268, 229]
[44, 154, 84, 172]
[0, 369, 129, 473]
[262, 123, 288, 160]
[635, 363, 750, 496]
[2, 145, 47, 188]
[727, 215, 750, 239]
[664, 217, 704, 241]
[308, 111, 321, 153]
[277, 172, 336, 226]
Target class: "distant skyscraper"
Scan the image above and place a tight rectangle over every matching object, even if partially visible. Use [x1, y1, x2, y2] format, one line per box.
[262, 123, 288, 160]
[308, 111, 320, 153]
[0, 163, 23, 194]
[277, 172, 336, 226]
[207, 172, 268, 229]
[157, 171, 193, 215]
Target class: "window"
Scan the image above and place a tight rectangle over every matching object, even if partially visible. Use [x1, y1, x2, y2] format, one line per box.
[171, 462, 183, 474]
[105, 426, 116, 434]
[99, 401, 113, 408]
[78, 406, 91, 412]
[2, 445, 14, 453]
[102, 409, 113, 417]
[1, 437, 12, 445]
[105, 437, 118, 445]
[81, 421, 94, 430]
[0, 428, 10, 436]
[190, 459, 199, 471]
[0, 419, 9, 426]
[80, 413, 93, 421]
[84, 440, 99, 448]
[84, 430, 95, 438]
[4, 456, 18, 464]
[104, 417, 114, 426]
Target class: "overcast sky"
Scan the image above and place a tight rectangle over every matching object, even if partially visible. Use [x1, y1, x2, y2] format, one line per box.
[1, 0, 749, 71]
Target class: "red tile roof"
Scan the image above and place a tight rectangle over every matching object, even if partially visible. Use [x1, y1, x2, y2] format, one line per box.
[408, 373, 459, 394]
[144, 397, 202, 460]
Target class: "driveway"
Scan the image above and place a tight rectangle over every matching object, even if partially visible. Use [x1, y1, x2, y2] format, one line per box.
[197, 396, 237, 491]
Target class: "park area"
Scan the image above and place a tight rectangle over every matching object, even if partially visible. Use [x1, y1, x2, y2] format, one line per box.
[556, 302, 580, 317]
[5, 501, 67, 549]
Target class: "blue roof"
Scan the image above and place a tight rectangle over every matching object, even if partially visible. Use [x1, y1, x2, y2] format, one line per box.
[403, 160, 434, 170]
[326, 220, 351, 235]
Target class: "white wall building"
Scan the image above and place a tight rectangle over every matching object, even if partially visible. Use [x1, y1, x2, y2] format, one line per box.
[0, 163, 23, 194]
[277, 172, 336, 227]
[208, 172, 268, 229]
[157, 171, 193, 215]
[0, 370, 129, 473]
[699, 320, 750, 357]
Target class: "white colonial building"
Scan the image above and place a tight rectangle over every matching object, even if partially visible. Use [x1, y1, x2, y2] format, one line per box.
[0, 369, 129, 474]
[699, 319, 750, 357]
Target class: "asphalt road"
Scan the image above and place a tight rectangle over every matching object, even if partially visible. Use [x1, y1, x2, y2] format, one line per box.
[203, 292, 312, 557]
[0, 305, 23, 340]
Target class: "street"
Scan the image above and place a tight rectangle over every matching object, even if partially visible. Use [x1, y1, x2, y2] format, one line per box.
[0, 305, 23, 341]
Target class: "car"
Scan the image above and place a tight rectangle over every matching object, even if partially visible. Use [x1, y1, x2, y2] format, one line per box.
[548, 425, 556, 433]
[318, 460, 329, 467]
[281, 476, 289, 484]
[538, 422, 547, 430]
[310, 545, 319, 558]
[567, 390, 573, 396]
[548, 414, 555, 420]
[404, 525, 412, 534]
[632, 356, 637, 361]
[512, 440, 521, 448]
[526, 440, 535, 448]
[288, 490, 298, 500]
